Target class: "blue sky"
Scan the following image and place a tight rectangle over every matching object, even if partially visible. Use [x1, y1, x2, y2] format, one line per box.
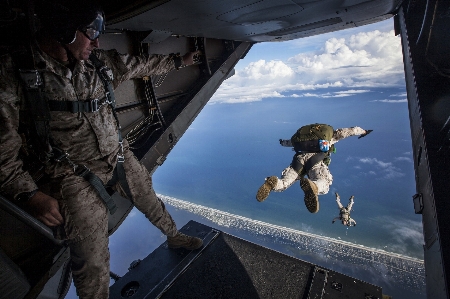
[211, 19, 404, 104]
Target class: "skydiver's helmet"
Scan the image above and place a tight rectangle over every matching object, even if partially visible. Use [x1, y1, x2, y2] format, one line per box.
[36, 0, 104, 44]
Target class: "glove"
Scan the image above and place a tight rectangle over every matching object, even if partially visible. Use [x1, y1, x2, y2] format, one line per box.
[279, 139, 283, 145]
[358, 129, 373, 139]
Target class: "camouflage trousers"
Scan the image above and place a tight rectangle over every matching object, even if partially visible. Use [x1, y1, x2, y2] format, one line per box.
[50, 146, 178, 299]
[273, 158, 333, 195]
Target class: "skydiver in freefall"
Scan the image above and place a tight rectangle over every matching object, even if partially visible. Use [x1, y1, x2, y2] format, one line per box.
[332, 193, 356, 227]
[256, 123, 372, 213]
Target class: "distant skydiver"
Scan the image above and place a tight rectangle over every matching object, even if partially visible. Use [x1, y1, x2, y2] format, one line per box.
[256, 124, 372, 213]
[332, 193, 356, 226]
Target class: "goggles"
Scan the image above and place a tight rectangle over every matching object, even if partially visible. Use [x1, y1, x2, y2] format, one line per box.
[80, 13, 104, 41]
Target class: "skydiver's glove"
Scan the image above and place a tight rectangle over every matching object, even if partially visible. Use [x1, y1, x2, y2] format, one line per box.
[332, 220, 335, 224]
[279, 139, 283, 145]
[358, 129, 373, 139]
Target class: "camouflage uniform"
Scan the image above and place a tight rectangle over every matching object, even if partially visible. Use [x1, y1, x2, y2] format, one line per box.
[332, 194, 356, 226]
[275, 127, 366, 194]
[0, 45, 179, 298]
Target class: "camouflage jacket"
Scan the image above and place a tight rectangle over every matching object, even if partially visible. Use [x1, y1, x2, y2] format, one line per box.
[0, 45, 175, 200]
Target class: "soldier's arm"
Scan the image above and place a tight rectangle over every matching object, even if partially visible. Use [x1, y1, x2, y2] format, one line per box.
[330, 126, 368, 144]
[332, 217, 340, 223]
[0, 57, 62, 227]
[0, 59, 38, 200]
[96, 49, 201, 86]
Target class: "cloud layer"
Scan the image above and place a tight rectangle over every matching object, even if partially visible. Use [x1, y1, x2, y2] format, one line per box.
[211, 27, 404, 104]
[347, 154, 413, 180]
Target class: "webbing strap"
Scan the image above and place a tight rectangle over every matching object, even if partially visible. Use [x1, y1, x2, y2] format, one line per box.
[76, 165, 118, 214]
[89, 53, 135, 205]
[292, 152, 327, 175]
[292, 140, 320, 153]
[24, 85, 52, 152]
[16, 66, 52, 156]
[48, 98, 108, 113]
[106, 163, 133, 200]
[304, 152, 326, 173]
[291, 154, 304, 174]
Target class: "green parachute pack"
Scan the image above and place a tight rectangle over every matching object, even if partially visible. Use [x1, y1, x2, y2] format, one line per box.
[290, 123, 334, 153]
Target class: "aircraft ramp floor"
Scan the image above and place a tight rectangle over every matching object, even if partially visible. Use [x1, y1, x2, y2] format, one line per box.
[109, 220, 383, 299]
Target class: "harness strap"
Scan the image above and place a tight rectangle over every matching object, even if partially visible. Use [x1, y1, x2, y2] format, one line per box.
[291, 153, 304, 174]
[89, 53, 134, 204]
[292, 140, 320, 153]
[105, 163, 133, 200]
[13, 48, 53, 158]
[20, 75, 52, 155]
[52, 147, 118, 215]
[76, 165, 118, 214]
[292, 152, 327, 175]
[47, 97, 109, 113]
[304, 152, 326, 172]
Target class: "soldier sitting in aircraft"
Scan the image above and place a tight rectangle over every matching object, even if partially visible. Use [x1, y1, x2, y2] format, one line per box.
[0, 1, 202, 298]
[332, 193, 356, 226]
[256, 124, 372, 213]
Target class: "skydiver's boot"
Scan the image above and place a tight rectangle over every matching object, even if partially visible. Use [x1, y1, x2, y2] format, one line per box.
[300, 177, 319, 213]
[256, 176, 278, 202]
[167, 231, 203, 250]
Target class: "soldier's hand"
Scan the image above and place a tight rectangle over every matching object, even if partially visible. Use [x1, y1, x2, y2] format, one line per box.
[279, 139, 283, 145]
[182, 50, 202, 66]
[358, 129, 373, 139]
[27, 191, 63, 227]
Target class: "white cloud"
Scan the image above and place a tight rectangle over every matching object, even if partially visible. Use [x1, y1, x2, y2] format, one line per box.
[335, 89, 370, 95]
[380, 218, 424, 255]
[370, 99, 407, 103]
[288, 30, 403, 85]
[358, 157, 405, 179]
[395, 157, 412, 162]
[211, 26, 404, 104]
[390, 92, 407, 97]
[238, 59, 295, 80]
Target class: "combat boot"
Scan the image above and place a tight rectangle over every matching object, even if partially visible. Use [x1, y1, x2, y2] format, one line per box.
[167, 232, 203, 250]
[300, 177, 319, 213]
[256, 176, 278, 202]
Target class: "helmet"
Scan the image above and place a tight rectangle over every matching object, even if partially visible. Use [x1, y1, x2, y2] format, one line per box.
[36, 0, 104, 44]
